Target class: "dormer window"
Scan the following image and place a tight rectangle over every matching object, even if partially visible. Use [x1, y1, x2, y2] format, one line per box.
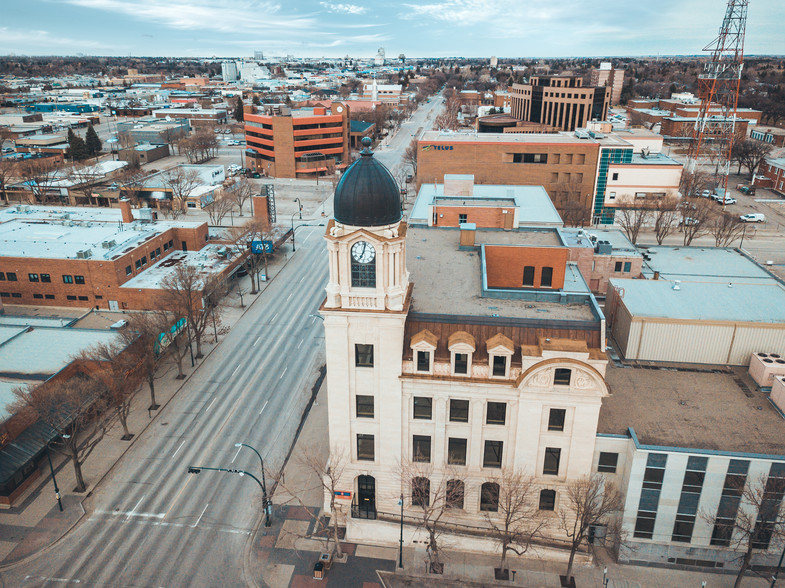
[554, 368, 572, 386]
[410, 329, 437, 375]
[448, 331, 476, 377]
[486, 333, 515, 379]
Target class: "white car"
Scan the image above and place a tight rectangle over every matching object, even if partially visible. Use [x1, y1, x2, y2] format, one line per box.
[739, 213, 765, 223]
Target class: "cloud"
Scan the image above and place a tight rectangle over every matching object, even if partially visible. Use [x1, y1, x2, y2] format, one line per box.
[319, 2, 366, 14]
[401, 0, 560, 27]
[0, 26, 110, 51]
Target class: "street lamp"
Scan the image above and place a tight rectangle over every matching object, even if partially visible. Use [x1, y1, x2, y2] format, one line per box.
[187, 464, 271, 527]
[771, 539, 785, 587]
[234, 443, 272, 527]
[294, 197, 303, 220]
[46, 443, 63, 512]
[398, 494, 404, 569]
[291, 212, 298, 252]
[603, 566, 609, 587]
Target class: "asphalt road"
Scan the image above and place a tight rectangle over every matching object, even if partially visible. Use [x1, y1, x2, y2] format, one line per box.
[3, 223, 330, 588]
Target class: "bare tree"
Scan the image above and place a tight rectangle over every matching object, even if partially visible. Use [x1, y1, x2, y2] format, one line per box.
[732, 139, 773, 181]
[116, 166, 147, 206]
[274, 445, 349, 560]
[616, 204, 652, 245]
[482, 470, 545, 579]
[434, 95, 461, 131]
[121, 312, 173, 409]
[227, 219, 274, 294]
[403, 138, 418, 175]
[205, 193, 234, 225]
[709, 211, 747, 247]
[652, 196, 680, 245]
[12, 376, 109, 492]
[679, 168, 712, 199]
[701, 472, 785, 588]
[0, 157, 16, 203]
[680, 197, 714, 246]
[562, 199, 591, 228]
[80, 340, 143, 441]
[17, 157, 63, 204]
[162, 167, 202, 216]
[226, 176, 253, 216]
[399, 460, 466, 574]
[560, 474, 624, 583]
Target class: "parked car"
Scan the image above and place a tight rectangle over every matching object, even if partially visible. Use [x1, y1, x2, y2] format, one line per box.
[739, 213, 765, 223]
[700, 190, 712, 198]
[680, 217, 700, 226]
[714, 196, 737, 205]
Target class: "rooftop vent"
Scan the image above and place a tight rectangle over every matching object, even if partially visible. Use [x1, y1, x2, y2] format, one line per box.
[76, 249, 92, 259]
[672, 280, 681, 291]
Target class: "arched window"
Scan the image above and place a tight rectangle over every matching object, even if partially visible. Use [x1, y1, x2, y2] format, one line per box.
[350, 241, 376, 288]
[539, 489, 556, 511]
[480, 481, 500, 512]
[446, 480, 465, 509]
[412, 476, 430, 507]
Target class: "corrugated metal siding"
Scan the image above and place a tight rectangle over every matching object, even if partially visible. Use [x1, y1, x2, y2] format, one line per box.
[728, 326, 785, 365]
[635, 321, 736, 364]
[612, 302, 634, 358]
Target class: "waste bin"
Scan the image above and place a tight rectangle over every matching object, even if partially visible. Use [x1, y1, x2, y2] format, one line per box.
[313, 561, 324, 580]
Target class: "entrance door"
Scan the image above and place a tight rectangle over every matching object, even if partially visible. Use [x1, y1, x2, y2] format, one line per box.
[109, 300, 119, 311]
[353, 475, 376, 519]
[503, 210, 513, 230]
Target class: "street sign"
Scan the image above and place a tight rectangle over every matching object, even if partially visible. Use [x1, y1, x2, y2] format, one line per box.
[334, 490, 352, 500]
[251, 240, 273, 254]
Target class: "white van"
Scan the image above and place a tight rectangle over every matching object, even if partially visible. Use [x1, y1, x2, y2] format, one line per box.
[739, 213, 765, 223]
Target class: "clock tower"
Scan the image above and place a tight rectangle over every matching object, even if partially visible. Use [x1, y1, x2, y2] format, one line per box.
[320, 137, 409, 528]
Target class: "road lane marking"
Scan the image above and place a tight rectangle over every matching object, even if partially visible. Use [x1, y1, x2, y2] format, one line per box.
[297, 338, 304, 349]
[24, 577, 80, 584]
[287, 292, 293, 301]
[232, 364, 241, 377]
[96, 509, 165, 519]
[299, 276, 305, 283]
[279, 367, 287, 379]
[125, 495, 144, 523]
[206, 397, 217, 412]
[172, 440, 186, 458]
[86, 517, 251, 535]
[259, 400, 269, 415]
[253, 337, 261, 347]
[193, 503, 209, 528]
[231, 445, 242, 463]
[271, 312, 279, 322]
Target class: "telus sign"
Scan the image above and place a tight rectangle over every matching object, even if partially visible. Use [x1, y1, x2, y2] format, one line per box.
[421, 145, 454, 151]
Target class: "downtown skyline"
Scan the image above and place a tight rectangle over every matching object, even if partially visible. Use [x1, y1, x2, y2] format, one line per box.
[2, 0, 785, 59]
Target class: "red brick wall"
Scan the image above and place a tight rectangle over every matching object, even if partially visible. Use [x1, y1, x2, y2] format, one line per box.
[432, 206, 508, 228]
[484, 245, 567, 290]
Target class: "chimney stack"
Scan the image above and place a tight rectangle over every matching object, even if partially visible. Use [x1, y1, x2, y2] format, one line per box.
[119, 198, 133, 224]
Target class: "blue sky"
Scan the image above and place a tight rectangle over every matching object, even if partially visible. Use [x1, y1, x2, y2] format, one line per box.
[2, 0, 784, 59]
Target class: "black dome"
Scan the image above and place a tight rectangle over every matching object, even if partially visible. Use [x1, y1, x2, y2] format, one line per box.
[334, 139, 402, 227]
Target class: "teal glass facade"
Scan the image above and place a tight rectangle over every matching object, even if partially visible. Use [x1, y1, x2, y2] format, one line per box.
[594, 147, 633, 225]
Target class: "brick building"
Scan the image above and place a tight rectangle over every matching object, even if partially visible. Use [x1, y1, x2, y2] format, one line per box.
[244, 103, 350, 179]
[510, 75, 610, 132]
[589, 63, 625, 105]
[152, 108, 228, 127]
[0, 203, 239, 311]
[756, 157, 785, 194]
[417, 131, 600, 219]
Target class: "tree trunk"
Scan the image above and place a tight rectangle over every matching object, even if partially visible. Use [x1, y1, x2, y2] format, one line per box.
[565, 543, 578, 581]
[72, 456, 86, 492]
[195, 335, 203, 359]
[148, 375, 158, 408]
[175, 353, 185, 379]
[500, 545, 509, 572]
[118, 405, 131, 438]
[734, 549, 752, 588]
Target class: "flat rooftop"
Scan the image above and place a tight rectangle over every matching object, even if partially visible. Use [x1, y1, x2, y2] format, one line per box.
[561, 228, 639, 255]
[409, 183, 563, 227]
[600, 365, 785, 456]
[0, 206, 204, 261]
[474, 228, 564, 248]
[609, 277, 785, 324]
[406, 226, 596, 322]
[419, 130, 596, 145]
[640, 246, 776, 282]
[121, 246, 236, 290]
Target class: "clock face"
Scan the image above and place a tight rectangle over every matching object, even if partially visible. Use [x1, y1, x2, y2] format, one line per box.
[351, 241, 375, 264]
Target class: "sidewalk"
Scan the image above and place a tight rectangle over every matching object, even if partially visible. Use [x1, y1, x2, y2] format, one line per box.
[252, 381, 770, 588]
[0, 238, 301, 569]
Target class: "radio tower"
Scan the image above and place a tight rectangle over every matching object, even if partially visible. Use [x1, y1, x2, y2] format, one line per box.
[686, 0, 748, 198]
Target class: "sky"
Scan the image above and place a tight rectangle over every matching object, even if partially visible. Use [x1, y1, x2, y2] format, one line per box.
[2, 0, 784, 59]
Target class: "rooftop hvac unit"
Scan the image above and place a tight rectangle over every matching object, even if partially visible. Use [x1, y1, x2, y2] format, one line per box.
[595, 240, 613, 255]
[672, 280, 681, 290]
[76, 249, 92, 259]
[102, 240, 116, 248]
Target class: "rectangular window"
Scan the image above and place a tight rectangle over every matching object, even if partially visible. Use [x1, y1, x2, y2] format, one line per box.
[458, 213, 468, 224]
[416, 350, 430, 372]
[0, 272, 5, 281]
[0, 292, 9, 297]
[67, 295, 77, 300]
[6, 272, 16, 281]
[623, 261, 631, 273]
[135, 260, 142, 270]
[356, 434, 374, 461]
[28, 273, 39, 282]
[78, 295, 89, 301]
[483, 440, 503, 468]
[614, 261, 622, 272]
[351, 258, 376, 288]
[74, 275, 85, 284]
[449, 399, 469, 423]
[45, 294, 55, 300]
[712, 460, 749, 546]
[539, 489, 556, 511]
[63, 274, 74, 283]
[355, 344, 374, 367]
[413, 435, 431, 463]
[492, 355, 507, 377]
[612, 172, 619, 180]
[598, 452, 619, 473]
[11, 292, 22, 298]
[513, 153, 548, 164]
[125, 266, 132, 276]
[541, 267, 553, 288]
[355, 395, 374, 418]
[33, 293, 43, 299]
[634, 453, 668, 539]
[523, 265, 535, 287]
[548, 408, 566, 431]
[486, 402, 506, 425]
[447, 438, 467, 466]
[543, 448, 561, 475]
[163, 242, 169, 251]
[156, 248, 161, 257]
[40, 274, 51, 283]
[454, 353, 468, 374]
[413, 397, 432, 420]
[141, 256, 147, 266]
[554, 368, 572, 386]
